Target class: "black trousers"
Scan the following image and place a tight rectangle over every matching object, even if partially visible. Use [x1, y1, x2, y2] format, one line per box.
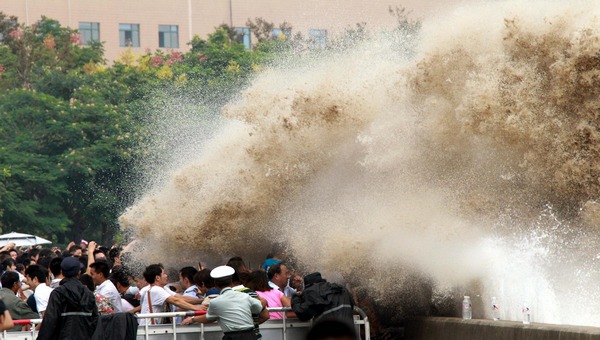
[222, 328, 256, 340]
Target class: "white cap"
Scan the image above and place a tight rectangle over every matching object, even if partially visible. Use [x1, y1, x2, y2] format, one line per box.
[210, 265, 235, 279]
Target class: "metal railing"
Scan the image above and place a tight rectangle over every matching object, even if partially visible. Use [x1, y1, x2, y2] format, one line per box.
[5, 306, 370, 340]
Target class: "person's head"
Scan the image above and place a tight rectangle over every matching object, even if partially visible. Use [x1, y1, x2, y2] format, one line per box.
[89, 260, 110, 285]
[80, 240, 89, 249]
[0, 258, 16, 272]
[94, 249, 107, 262]
[210, 266, 234, 290]
[9, 249, 18, 261]
[108, 247, 122, 267]
[79, 274, 95, 291]
[25, 264, 48, 290]
[109, 266, 131, 293]
[226, 256, 249, 274]
[49, 257, 63, 278]
[245, 270, 272, 292]
[28, 248, 41, 262]
[69, 245, 82, 257]
[306, 319, 358, 340]
[0, 271, 20, 293]
[268, 263, 291, 288]
[179, 266, 197, 290]
[61, 256, 82, 278]
[15, 263, 25, 275]
[143, 264, 167, 286]
[194, 268, 214, 295]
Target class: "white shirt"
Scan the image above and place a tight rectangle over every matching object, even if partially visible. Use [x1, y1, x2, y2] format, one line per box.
[268, 281, 296, 297]
[34, 283, 53, 314]
[96, 279, 123, 313]
[50, 278, 62, 289]
[139, 285, 176, 325]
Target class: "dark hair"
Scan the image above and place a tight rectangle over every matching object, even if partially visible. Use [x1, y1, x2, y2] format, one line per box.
[15, 263, 25, 273]
[90, 261, 110, 278]
[267, 263, 284, 281]
[214, 277, 232, 289]
[25, 264, 47, 283]
[245, 270, 272, 292]
[194, 268, 214, 288]
[80, 274, 95, 291]
[39, 248, 54, 259]
[179, 266, 197, 283]
[143, 264, 164, 284]
[109, 266, 130, 288]
[38, 256, 52, 269]
[0, 271, 19, 288]
[28, 248, 41, 259]
[108, 247, 122, 262]
[69, 245, 82, 254]
[0, 258, 15, 272]
[226, 256, 247, 274]
[49, 257, 63, 276]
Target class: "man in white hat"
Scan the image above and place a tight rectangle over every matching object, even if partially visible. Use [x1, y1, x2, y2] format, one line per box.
[182, 265, 269, 340]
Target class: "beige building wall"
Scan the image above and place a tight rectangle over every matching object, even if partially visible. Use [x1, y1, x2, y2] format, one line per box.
[1, 0, 464, 61]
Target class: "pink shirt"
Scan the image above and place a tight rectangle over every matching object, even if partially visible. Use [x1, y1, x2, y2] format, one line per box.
[256, 289, 285, 319]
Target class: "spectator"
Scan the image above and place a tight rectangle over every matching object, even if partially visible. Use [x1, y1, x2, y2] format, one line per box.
[24, 265, 53, 318]
[69, 245, 82, 257]
[182, 265, 269, 340]
[245, 270, 294, 320]
[291, 272, 355, 326]
[28, 248, 41, 264]
[194, 268, 219, 297]
[267, 263, 296, 297]
[179, 266, 199, 297]
[48, 257, 64, 288]
[138, 264, 203, 325]
[227, 257, 250, 274]
[109, 267, 138, 311]
[9, 248, 19, 261]
[80, 273, 114, 315]
[0, 271, 38, 331]
[90, 261, 123, 313]
[37, 256, 98, 340]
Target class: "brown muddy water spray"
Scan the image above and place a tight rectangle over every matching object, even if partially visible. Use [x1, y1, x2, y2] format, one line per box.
[120, 1, 600, 326]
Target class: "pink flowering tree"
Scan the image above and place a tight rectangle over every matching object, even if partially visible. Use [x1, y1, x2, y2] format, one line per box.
[0, 13, 103, 90]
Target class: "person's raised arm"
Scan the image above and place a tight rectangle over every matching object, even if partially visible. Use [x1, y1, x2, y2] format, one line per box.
[0, 242, 16, 253]
[85, 241, 97, 274]
[165, 295, 203, 311]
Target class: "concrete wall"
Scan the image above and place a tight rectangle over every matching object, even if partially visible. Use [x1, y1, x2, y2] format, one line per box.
[405, 317, 600, 340]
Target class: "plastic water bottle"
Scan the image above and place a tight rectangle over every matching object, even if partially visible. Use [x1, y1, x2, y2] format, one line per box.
[522, 304, 531, 324]
[491, 297, 500, 320]
[462, 296, 472, 319]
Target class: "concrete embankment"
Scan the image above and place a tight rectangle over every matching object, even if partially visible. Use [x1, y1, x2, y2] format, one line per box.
[405, 317, 600, 340]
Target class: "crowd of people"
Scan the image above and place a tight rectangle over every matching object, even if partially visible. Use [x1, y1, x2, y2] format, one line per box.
[0, 240, 359, 340]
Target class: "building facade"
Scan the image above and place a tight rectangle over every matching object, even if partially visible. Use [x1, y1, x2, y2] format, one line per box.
[1, 0, 462, 61]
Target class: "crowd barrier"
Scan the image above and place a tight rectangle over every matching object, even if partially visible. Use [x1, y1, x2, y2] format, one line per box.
[3, 307, 370, 340]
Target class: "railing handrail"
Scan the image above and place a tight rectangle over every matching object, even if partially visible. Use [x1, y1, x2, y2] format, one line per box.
[9, 306, 371, 340]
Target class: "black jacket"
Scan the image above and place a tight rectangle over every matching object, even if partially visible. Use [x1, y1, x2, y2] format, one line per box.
[92, 313, 138, 340]
[37, 277, 99, 340]
[291, 273, 354, 325]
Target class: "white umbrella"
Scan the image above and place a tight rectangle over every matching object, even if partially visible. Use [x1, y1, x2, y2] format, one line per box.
[0, 232, 52, 247]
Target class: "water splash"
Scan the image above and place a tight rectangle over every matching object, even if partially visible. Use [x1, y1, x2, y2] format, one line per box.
[120, 1, 600, 326]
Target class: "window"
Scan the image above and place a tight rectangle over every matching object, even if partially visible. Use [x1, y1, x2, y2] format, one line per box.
[271, 28, 290, 41]
[234, 27, 251, 49]
[158, 25, 178, 48]
[79, 22, 100, 45]
[119, 24, 140, 47]
[309, 29, 328, 49]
